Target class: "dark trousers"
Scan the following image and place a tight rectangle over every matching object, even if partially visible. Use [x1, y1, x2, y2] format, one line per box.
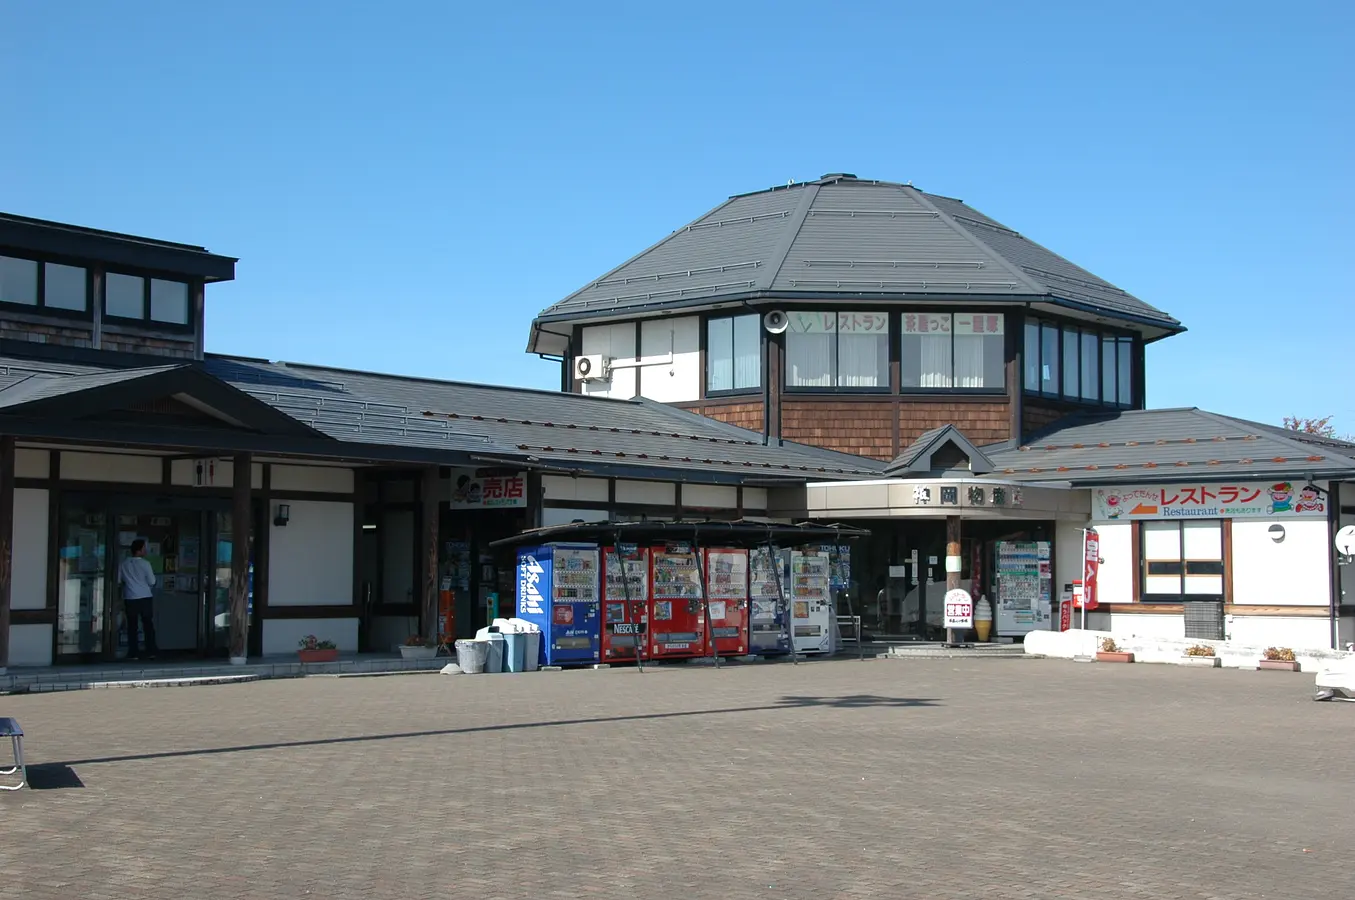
[124, 597, 157, 657]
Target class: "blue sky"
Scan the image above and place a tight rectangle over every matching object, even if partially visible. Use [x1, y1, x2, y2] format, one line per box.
[2, 1, 1351, 430]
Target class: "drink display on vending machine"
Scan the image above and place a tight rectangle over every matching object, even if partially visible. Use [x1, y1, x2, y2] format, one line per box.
[601, 544, 649, 664]
[748, 547, 790, 655]
[703, 548, 749, 656]
[647, 543, 707, 660]
[789, 548, 833, 654]
[515, 543, 601, 667]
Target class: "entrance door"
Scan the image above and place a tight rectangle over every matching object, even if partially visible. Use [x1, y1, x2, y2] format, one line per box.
[205, 510, 253, 657]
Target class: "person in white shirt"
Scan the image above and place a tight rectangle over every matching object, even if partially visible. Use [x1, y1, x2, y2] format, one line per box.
[118, 539, 158, 659]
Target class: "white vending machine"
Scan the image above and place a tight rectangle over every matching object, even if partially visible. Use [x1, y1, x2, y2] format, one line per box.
[789, 549, 832, 654]
[994, 540, 1053, 636]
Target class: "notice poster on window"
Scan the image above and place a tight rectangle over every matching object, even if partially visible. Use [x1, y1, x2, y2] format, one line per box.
[901, 313, 951, 334]
[954, 313, 1004, 335]
[788, 312, 888, 334]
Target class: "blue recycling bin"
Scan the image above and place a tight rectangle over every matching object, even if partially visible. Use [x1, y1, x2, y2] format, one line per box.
[484, 633, 505, 674]
[501, 633, 527, 673]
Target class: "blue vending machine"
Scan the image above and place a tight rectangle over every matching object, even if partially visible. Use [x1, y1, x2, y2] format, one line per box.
[748, 547, 791, 655]
[516, 543, 601, 667]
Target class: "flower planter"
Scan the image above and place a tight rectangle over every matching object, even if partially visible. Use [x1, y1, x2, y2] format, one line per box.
[1258, 659, 1301, 672]
[399, 645, 438, 660]
[1179, 655, 1220, 668]
[298, 649, 339, 663]
[1096, 651, 1135, 663]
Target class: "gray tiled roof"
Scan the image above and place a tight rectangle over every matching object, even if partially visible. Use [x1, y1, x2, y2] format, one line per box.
[533, 174, 1180, 342]
[983, 408, 1355, 485]
[0, 362, 183, 408]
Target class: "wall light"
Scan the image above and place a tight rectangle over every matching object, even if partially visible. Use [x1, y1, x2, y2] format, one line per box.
[1268, 523, 1285, 543]
[274, 503, 291, 527]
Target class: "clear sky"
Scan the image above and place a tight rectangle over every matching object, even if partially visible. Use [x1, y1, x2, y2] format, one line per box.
[2, 1, 1351, 430]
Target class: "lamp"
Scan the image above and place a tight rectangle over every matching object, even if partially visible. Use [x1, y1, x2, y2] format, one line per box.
[1268, 523, 1285, 543]
[274, 503, 291, 527]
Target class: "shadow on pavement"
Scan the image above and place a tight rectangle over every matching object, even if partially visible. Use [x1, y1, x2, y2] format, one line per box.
[47, 694, 939, 769]
[24, 763, 85, 790]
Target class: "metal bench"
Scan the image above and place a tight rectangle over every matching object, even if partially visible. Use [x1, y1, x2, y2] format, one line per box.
[0, 717, 25, 791]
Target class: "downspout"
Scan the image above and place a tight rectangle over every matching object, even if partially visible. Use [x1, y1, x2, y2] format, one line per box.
[1330, 481, 1342, 650]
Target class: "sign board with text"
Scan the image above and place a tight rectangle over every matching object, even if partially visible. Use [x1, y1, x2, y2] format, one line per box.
[943, 589, 974, 629]
[1093, 483, 1326, 521]
[449, 469, 528, 509]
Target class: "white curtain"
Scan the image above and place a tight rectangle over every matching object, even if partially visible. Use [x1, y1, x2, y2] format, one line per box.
[919, 334, 952, 388]
[954, 334, 985, 388]
[787, 333, 834, 387]
[707, 317, 733, 392]
[732, 314, 760, 389]
[837, 332, 887, 387]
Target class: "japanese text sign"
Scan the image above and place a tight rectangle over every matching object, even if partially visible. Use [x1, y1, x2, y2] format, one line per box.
[450, 469, 528, 509]
[1093, 482, 1326, 521]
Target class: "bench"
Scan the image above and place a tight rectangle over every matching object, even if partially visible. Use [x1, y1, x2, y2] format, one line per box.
[0, 717, 25, 791]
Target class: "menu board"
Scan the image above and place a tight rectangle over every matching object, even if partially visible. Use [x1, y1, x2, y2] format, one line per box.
[605, 546, 648, 600]
[652, 550, 701, 600]
[705, 550, 748, 601]
[791, 551, 830, 602]
[552, 546, 598, 602]
[995, 541, 1052, 635]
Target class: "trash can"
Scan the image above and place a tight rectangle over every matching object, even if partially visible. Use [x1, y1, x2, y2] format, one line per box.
[455, 639, 488, 674]
[501, 632, 527, 673]
[523, 631, 542, 671]
[484, 634, 505, 674]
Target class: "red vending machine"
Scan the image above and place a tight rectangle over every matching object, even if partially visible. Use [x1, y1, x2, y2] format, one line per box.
[648, 543, 707, 660]
[703, 548, 749, 656]
[601, 544, 649, 664]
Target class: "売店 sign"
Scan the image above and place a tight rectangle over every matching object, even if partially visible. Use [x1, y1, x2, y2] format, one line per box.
[449, 469, 528, 509]
[1093, 482, 1327, 521]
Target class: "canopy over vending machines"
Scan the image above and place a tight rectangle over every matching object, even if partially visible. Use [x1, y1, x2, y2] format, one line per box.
[601, 544, 649, 664]
[703, 548, 749, 657]
[648, 542, 707, 660]
[748, 547, 790, 656]
[789, 548, 832, 654]
[515, 543, 601, 666]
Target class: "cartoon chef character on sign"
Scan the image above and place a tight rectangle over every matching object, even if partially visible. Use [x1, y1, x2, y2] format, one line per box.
[1294, 484, 1325, 514]
[1102, 492, 1123, 519]
[1267, 482, 1294, 514]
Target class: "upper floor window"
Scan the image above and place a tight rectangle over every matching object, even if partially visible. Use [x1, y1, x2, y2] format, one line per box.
[1024, 316, 1133, 406]
[0, 255, 89, 312]
[105, 273, 191, 326]
[901, 312, 1005, 390]
[786, 311, 889, 389]
[706, 313, 760, 393]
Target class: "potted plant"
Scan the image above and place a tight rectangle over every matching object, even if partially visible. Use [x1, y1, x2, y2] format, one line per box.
[1095, 636, 1134, 663]
[1181, 643, 1221, 668]
[297, 635, 339, 663]
[1259, 646, 1300, 672]
[400, 634, 438, 660]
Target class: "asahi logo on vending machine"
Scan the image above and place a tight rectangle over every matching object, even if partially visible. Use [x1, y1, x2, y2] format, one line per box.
[518, 554, 546, 616]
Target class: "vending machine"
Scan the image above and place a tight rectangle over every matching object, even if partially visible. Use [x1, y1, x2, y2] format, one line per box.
[515, 543, 601, 666]
[994, 540, 1054, 636]
[703, 548, 749, 656]
[789, 548, 833, 654]
[601, 544, 649, 664]
[748, 547, 790, 655]
[648, 543, 707, 660]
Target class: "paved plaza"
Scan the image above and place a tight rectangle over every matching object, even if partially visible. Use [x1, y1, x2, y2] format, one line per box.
[2, 657, 1351, 899]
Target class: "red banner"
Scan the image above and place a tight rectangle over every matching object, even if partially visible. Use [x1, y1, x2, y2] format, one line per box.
[1081, 531, 1100, 611]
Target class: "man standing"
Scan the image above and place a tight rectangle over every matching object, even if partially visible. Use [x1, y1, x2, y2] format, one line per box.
[119, 539, 158, 660]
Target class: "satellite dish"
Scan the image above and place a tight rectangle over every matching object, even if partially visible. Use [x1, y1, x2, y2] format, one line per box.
[1335, 525, 1355, 558]
[763, 310, 789, 334]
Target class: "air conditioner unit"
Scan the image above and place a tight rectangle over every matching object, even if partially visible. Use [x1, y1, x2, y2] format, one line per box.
[573, 354, 611, 382]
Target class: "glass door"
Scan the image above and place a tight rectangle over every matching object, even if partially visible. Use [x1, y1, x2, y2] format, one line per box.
[205, 510, 255, 657]
[56, 505, 109, 659]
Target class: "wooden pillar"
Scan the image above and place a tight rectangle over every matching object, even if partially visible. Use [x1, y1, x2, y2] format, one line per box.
[421, 465, 440, 642]
[229, 452, 252, 661]
[0, 436, 13, 672]
[945, 515, 962, 645]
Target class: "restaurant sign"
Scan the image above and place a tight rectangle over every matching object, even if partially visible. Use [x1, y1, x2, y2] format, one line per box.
[1093, 482, 1326, 521]
[449, 469, 528, 509]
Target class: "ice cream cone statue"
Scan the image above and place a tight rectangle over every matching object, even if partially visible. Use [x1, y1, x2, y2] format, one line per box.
[974, 594, 993, 642]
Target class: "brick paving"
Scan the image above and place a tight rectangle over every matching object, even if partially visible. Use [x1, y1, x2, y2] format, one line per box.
[1, 658, 1351, 899]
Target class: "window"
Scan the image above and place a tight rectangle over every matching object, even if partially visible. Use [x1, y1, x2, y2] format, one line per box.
[901, 312, 1004, 390]
[785, 311, 889, 389]
[706, 314, 760, 393]
[1141, 520, 1224, 600]
[1024, 316, 1135, 407]
[105, 273, 192, 326]
[0, 256, 88, 312]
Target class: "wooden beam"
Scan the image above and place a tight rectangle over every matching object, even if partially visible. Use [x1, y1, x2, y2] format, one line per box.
[0, 435, 13, 671]
[945, 515, 961, 644]
[421, 464, 440, 642]
[229, 452, 252, 660]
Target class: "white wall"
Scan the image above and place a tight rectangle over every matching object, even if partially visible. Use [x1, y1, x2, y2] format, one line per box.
[1107, 613, 1185, 640]
[1232, 519, 1330, 606]
[262, 618, 359, 655]
[268, 500, 354, 606]
[7, 624, 52, 667]
[684, 484, 738, 510]
[63, 451, 160, 483]
[743, 487, 769, 511]
[616, 480, 675, 505]
[581, 323, 637, 398]
[541, 476, 609, 503]
[16, 449, 49, 478]
[541, 507, 608, 527]
[1094, 522, 1134, 605]
[1053, 520, 1090, 604]
[1227, 615, 1332, 650]
[270, 465, 354, 494]
[639, 316, 700, 402]
[13, 488, 48, 610]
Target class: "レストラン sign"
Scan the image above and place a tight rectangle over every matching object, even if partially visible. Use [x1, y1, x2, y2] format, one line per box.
[1093, 482, 1327, 521]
